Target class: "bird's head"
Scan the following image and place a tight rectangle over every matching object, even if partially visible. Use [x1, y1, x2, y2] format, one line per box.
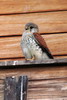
[25, 23, 39, 33]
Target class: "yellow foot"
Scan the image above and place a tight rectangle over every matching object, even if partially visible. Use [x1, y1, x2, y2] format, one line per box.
[26, 56, 35, 61]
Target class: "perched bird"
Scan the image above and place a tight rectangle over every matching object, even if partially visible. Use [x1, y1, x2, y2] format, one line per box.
[21, 23, 53, 60]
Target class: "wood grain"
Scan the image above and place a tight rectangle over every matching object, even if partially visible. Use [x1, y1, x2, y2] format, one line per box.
[0, 58, 67, 67]
[0, 65, 67, 99]
[0, 11, 67, 36]
[4, 77, 16, 100]
[0, 80, 4, 100]
[0, 66, 66, 80]
[43, 34, 67, 55]
[28, 78, 67, 100]
[0, 0, 67, 14]
[0, 78, 67, 100]
[0, 34, 67, 59]
[0, 66, 67, 100]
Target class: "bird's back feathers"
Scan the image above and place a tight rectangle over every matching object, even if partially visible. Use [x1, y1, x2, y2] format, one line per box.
[33, 33, 53, 59]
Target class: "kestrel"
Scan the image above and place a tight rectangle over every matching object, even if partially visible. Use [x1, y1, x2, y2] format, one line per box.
[21, 23, 53, 60]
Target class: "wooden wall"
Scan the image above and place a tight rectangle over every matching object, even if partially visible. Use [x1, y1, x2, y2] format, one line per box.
[0, 65, 67, 100]
[0, 1, 67, 100]
[0, 0, 67, 61]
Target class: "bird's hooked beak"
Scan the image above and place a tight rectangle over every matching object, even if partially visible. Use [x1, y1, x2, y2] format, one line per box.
[25, 27, 30, 33]
[25, 26, 34, 33]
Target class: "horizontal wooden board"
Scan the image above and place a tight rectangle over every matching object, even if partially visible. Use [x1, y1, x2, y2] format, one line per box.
[44, 34, 67, 55]
[0, 66, 67, 80]
[0, 34, 67, 59]
[0, 59, 67, 67]
[28, 78, 67, 100]
[0, 0, 67, 14]
[0, 11, 67, 36]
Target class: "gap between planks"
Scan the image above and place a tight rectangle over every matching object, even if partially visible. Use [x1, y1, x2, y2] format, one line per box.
[0, 55, 67, 62]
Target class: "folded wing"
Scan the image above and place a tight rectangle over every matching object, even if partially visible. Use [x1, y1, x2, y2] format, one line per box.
[33, 33, 53, 59]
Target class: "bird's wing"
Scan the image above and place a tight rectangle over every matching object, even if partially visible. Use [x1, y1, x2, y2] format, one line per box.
[33, 33, 53, 59]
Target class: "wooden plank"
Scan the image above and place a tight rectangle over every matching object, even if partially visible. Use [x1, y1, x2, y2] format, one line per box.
[28, 78, 67, 100]
[4, 76, 28, 100]
[0, 66, 67, 100]
[0, 34, 67, 59]
[0, 66, 66, 82]
[0, 77, 67, 100]
[0, 11, 67, 36]
[0, 80, 4, 100]
[54, 55, 67, 59]
[4, 77, 16, 100]
[0, 0, 67, 14]
[0, 58, 67, 67]
[43, 34, 67, 55]
[0, 65, 67, 100]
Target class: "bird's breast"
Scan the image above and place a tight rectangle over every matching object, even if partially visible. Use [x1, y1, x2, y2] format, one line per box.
[26, 36, 42, 54]
[22, 34, 41, 51]
[21, 34, 44, 59]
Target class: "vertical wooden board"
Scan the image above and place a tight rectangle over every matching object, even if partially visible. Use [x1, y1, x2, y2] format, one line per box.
[4, 77, 16, 100]
[0, 80, 4, 100]
[17, 76, 28, 100]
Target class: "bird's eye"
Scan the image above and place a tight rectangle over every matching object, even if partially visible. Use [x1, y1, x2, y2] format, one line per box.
[25, 27, 28, 30]
[30, 26, 33, 29]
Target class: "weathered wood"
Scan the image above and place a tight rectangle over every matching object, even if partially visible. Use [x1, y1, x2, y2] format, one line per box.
[0, 11, 67, 36]
[4, 76, 28, 100]
[0, 80, 4, 100]
[28, 78, 67, 100]
[0, 34, 67, 59]
[0, 74, 67, 100]
[0, 58, 67, 67]
[0, 77, 67, 100]
[0, 66, 66, 99]
[0, 0, 67, 14]
[4, 77, 16, 100]
[0, 65, 66, 100]
[17, 76, 28, 100]
[0, 0, 66, 100]
[0, 65, 66, 80]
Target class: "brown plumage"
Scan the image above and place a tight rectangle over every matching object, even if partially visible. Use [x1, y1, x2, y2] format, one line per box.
[33, 33, 53, 59]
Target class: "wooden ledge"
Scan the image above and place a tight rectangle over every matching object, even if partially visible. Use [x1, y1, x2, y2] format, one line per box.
[0, 58, 67, 67]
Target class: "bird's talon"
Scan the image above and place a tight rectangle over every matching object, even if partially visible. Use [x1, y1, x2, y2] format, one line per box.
[26, 56, 35, 61]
